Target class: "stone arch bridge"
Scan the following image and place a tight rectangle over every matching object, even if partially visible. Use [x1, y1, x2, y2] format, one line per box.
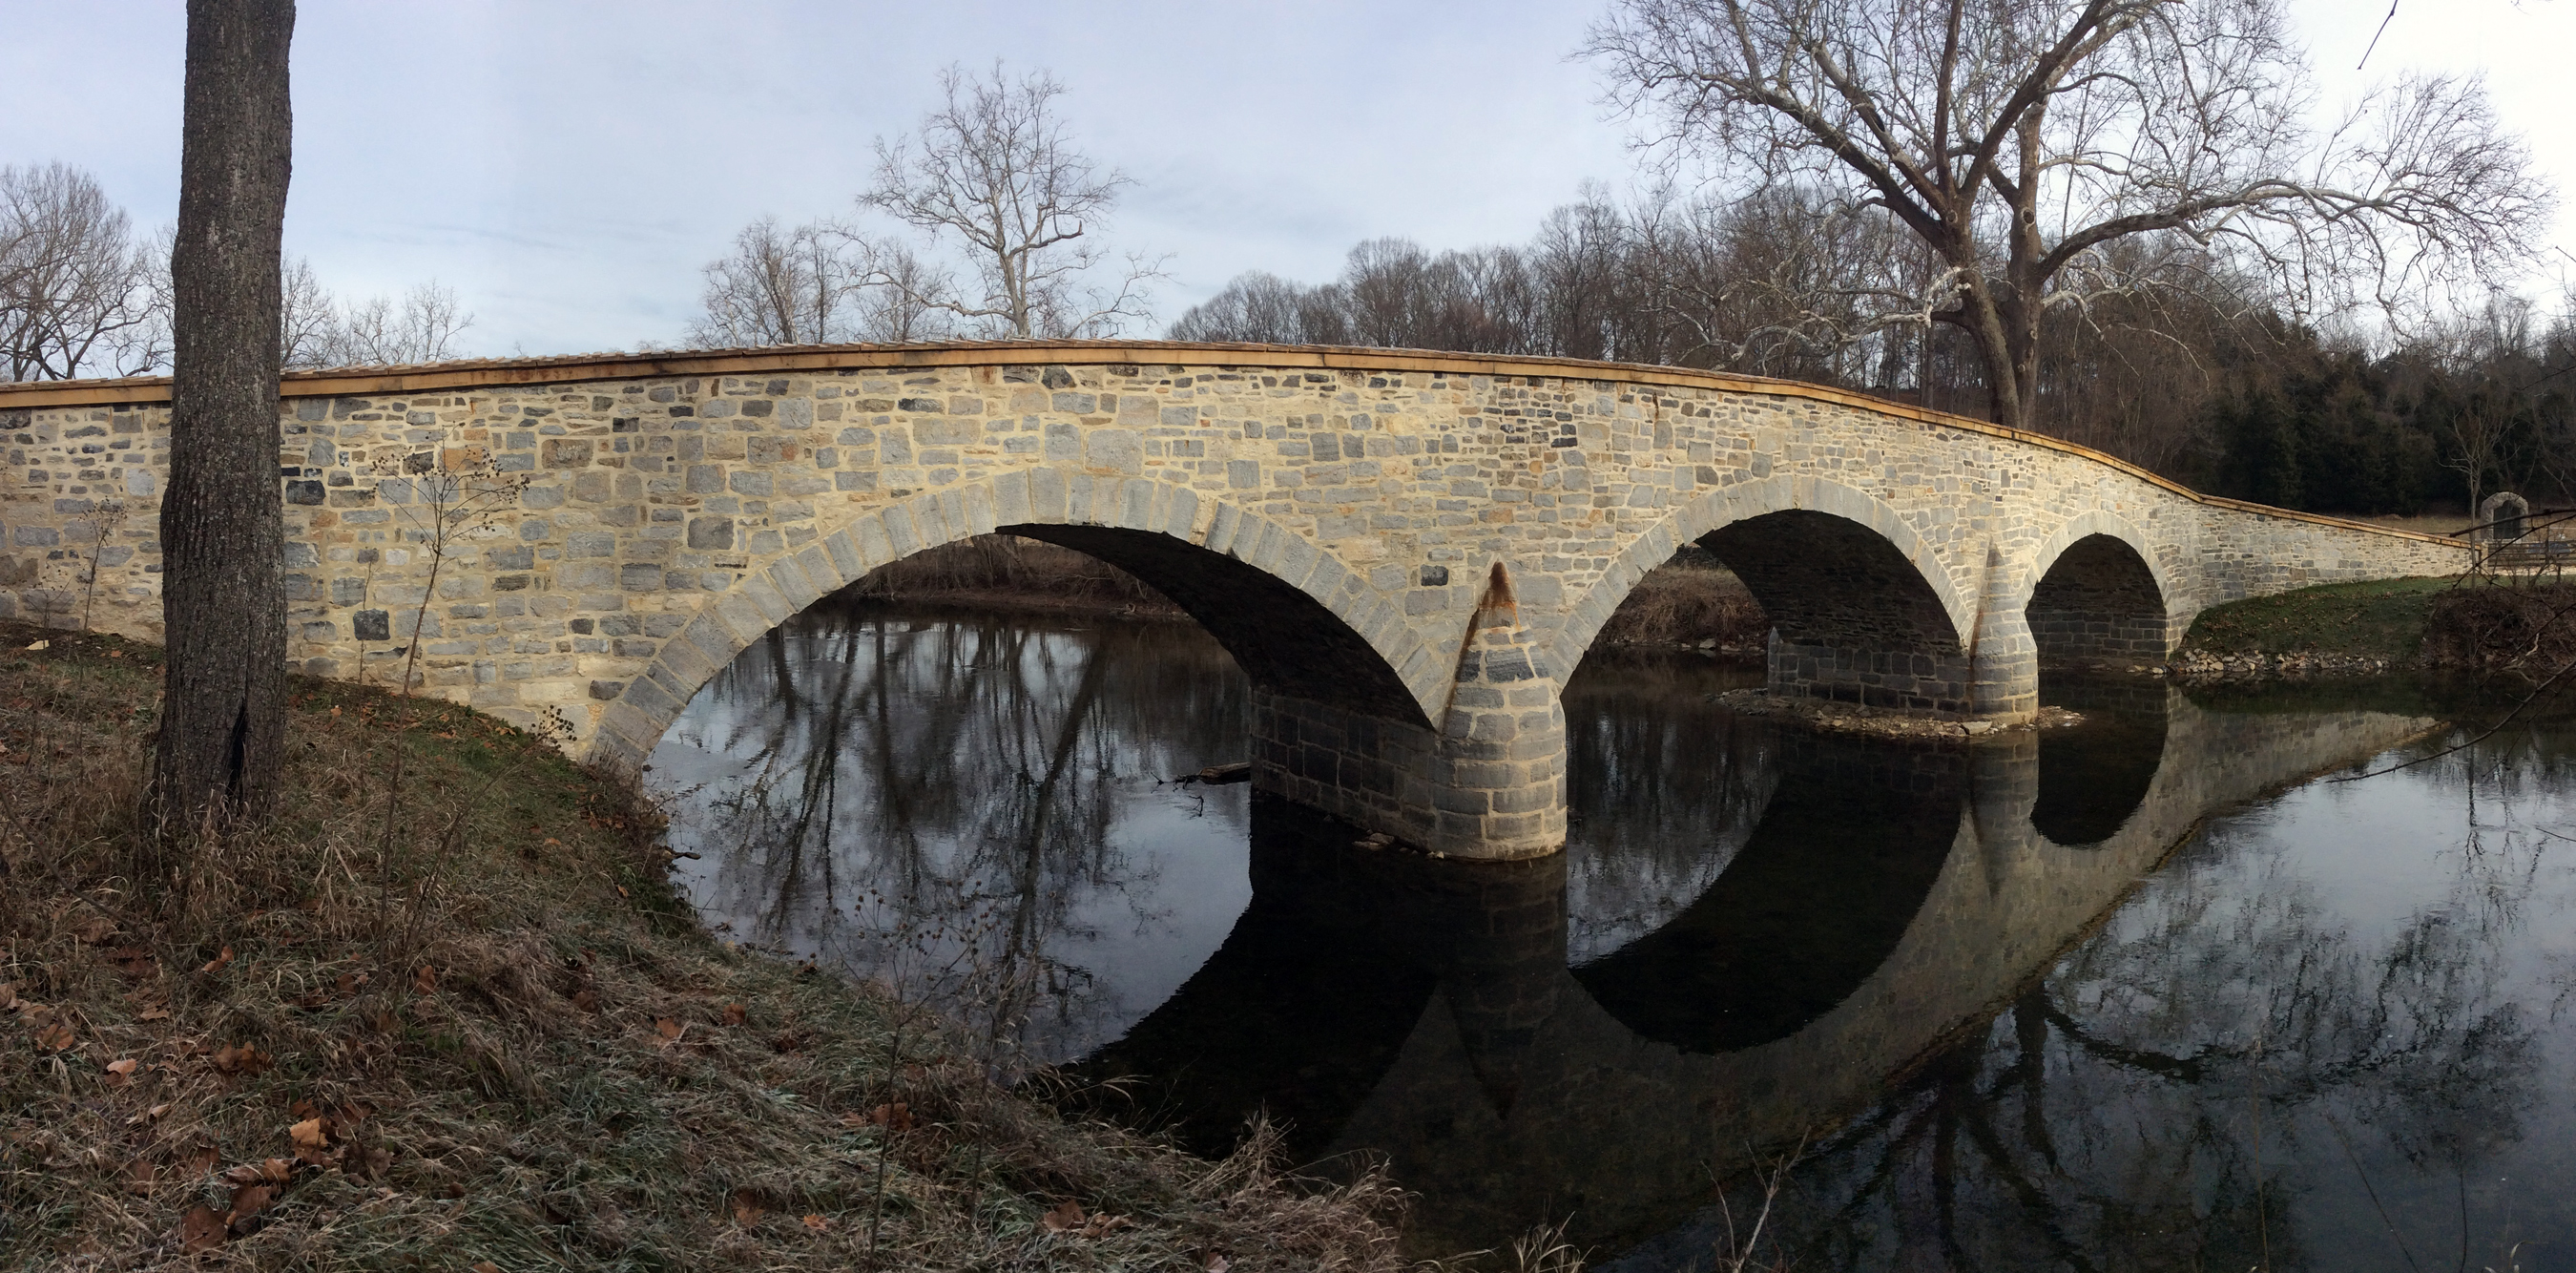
[0, 342, 2465, 858]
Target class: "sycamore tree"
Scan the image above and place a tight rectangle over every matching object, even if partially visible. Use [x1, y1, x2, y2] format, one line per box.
[155, 0, 294, 834]
[1583, 0, 2554, 431]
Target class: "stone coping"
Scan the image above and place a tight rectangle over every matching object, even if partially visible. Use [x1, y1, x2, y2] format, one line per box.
[0, 339, 2457, 548]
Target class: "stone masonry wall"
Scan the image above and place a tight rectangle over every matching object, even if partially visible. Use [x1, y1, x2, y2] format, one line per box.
[0, 344, 2474, 856]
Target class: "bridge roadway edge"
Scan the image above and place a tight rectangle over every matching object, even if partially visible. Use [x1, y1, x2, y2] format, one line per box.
[0, 341, 2471, 859]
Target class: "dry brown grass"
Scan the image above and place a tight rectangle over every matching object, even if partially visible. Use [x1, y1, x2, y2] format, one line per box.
[848, 535, 1184, 619]
[2422, 581, 2576, 674]
[1591, 562, 1767, 653]
[0, 625, 1406, 1271]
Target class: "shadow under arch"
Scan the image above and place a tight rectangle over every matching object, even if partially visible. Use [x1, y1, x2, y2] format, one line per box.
[2025, 518, 2176, 665]
[1006, 524, 1422, 722]
[589, 474, 1437, 767]
[1546, 476, 1977, 681]
[1706, 510, 1970, 710]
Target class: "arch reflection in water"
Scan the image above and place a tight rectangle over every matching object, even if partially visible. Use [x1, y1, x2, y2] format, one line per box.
[651, 599, 1257, 1064]
[654, 606, 2459, 1264]
[1084, 679, 2436, 1258]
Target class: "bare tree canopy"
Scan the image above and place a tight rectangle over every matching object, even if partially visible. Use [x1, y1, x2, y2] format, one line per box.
[278, 257, 473, 368]
[0, 162, 168, 381]
[156, 0, 294, 835]
[1583, 0, 2556, 430]
[686, 216, 948, 348]
[861, 62, 1162, 339]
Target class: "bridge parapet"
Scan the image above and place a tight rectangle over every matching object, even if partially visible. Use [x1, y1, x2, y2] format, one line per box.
[0, 342, 2471, 858]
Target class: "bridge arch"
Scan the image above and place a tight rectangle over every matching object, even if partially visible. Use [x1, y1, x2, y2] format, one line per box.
[2022, 511, 2181, 664]
[1551, 476, 1980, 713]
[586, 471, 1438, 771]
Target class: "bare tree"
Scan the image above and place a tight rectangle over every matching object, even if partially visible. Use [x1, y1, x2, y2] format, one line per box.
[862, 63, 1163, 339]
[0, 162, 168, 381]
[276, 258, 473, 369]
[688, 216, 872, 347]
[1583, 0, 2555, 431]
[156, 0, 294, 835]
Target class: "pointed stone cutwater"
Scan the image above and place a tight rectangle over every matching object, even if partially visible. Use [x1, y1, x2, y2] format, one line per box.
[1429, 564, 1568, 859]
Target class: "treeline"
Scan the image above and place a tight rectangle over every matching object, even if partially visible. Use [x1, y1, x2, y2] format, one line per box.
[1172, 191, 2576, 517]
[3, 162, 471, 381]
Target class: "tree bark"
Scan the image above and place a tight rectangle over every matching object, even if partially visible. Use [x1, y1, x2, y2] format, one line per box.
[154, 0, 295, 833]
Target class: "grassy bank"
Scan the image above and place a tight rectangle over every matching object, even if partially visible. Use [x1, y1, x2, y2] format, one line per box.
[2181, 576, 2576, 675]
[2179, 577, 2458, 663]
[849, 536, 1186, 621]
[0, 628, 1402, 1270]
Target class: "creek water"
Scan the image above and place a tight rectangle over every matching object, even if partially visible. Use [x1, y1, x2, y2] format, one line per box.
[650, 599, 2576, 1271]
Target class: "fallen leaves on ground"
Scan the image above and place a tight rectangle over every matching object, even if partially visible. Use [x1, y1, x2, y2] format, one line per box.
[179, 1204, 224, 1252]
[199, 946, 234, 974]
[211, 1044, 271, 1075]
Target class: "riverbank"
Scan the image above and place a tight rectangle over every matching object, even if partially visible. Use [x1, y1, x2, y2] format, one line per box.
[2172, 576, 2576, 679]
[0, 627, 1403, 1270]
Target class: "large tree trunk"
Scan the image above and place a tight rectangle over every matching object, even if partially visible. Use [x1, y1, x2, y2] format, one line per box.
[154, 0, 295, 833]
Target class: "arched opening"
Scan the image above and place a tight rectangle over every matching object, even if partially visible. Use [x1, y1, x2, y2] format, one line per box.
[645, 517, 1435, 1064]
[1002, 525, 1424, 723]
[1702, 510, 1970, 712]
[2027, 532, 2170, 665]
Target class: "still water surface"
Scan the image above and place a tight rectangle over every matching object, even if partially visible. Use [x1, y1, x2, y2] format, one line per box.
[651, 600, 2576, 1270]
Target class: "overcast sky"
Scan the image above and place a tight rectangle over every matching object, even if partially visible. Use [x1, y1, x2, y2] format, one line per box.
[6, 0, 2568, 360]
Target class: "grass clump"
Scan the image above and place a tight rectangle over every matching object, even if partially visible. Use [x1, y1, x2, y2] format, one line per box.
[2180, 577, 2456, 662]
[0, 625, 1404, 1270]
[1593, 558, 1766, 653]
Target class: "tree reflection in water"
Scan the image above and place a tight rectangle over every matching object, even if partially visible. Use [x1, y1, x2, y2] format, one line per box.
[653, 599, 1251, 1068]
[1685, 710, 2576, 1273]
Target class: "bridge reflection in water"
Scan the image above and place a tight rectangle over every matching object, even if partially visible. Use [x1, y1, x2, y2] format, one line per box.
[654, 608, 2444, 1263]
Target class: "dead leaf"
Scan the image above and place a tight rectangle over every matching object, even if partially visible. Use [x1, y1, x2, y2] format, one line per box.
[731, 1188, 767, 1225]
[722, 1002, 746, 1027]
[1041, 1200, 1087, 1233]
[571, 987, 599, 1013]
[846, 1101, 914, 1133]
[67, 910, 114, 944]
[334, 970, 368, 996]
[471, 1263, 501, 1273]
[26, 639, 48, 652]
[801, 1213, 831, 1232]
[108, 947, 156, 979]
[35, 1021, 76, 1053]
[1203, 1254, 1231, 1272]
[200, 947, 234, 974]
[289, 1116, 331, 1151]
[654, 1017, 683, 1042]
[125, 1102, 172, 1127]
[211, 1044, 271, 1075]
[0, 983, 13, 1011]
[104, 1057, 137, 1086]
[227, 1181, 275, 1222]
[124, 1158, 156, 1195]
[180, 1143, 218, 1177]
[180, 1204, 224, 1252]
[413, 966, 438, 994]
